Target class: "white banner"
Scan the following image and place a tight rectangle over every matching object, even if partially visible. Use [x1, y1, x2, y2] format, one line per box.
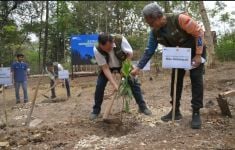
[58, 70, 69, 79]
[162, 47, 191, 69]
[0, 67, 12, 85]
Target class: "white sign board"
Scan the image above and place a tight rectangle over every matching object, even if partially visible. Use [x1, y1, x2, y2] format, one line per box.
[0, 67, 12, 85]
[162, 47, 191, 69]
[58, 70, 69, 79]
[132, 61, 151, 71]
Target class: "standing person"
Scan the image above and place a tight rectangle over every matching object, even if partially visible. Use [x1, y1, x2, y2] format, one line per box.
[131, 3, 206, 129]
[89, 33, 152, 120]
[11, 53, 29, 104]
[45, 62, 71, 99]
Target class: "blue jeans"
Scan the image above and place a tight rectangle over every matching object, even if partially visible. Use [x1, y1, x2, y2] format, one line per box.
[92, 68, 147, 114]
[15, 81, 28, 102]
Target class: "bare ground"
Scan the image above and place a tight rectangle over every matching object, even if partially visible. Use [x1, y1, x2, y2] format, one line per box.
[0, 61, 235, 150]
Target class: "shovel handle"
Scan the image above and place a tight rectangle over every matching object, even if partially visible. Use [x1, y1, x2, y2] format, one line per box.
[103, 92, 117, 119]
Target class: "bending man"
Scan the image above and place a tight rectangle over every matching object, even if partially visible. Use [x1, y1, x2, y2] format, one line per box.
[90, 33, 152, 120]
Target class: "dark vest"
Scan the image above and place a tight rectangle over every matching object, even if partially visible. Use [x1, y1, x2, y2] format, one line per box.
[152, 13, 196, 50]
[54, 65, 59, 76]
[96, 34, 127, 64]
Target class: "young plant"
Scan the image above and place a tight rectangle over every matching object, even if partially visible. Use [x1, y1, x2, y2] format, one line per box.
[117, 59, 133, 113]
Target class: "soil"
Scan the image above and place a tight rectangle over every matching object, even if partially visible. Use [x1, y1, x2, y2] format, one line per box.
[0, 62, 235, 150]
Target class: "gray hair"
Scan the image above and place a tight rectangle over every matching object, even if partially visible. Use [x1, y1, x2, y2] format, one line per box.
[142, 2, 163, 19]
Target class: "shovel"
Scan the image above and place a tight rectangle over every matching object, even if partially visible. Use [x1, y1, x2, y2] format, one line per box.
[102, 72, 122, 124]
[39, 81, 61, 99]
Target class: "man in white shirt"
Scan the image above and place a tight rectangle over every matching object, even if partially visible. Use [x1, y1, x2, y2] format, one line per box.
[90, 33, 152, 120]
[45, 62, 71, 99]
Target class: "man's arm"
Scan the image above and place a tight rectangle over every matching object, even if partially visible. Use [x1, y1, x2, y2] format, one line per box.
[137, 31, 158, 69]
[178, 14, 204, 67]
[178, 14, 204, 55]
[45, 67, 55, 81]
[25, 63, 30, 77]
[94, 46, 118, 90]
[131, 31, 158, 75]
[11, 63, 15, 83]
[101, 64, 118, 90]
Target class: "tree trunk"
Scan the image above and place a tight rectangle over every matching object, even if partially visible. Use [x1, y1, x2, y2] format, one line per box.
[56, 1, 60, 62]
[38, 2, 44, 73]
[43, 1, 49, 68]
[115, 2, 121, 34]
[164, 1, 170, 13]
[199, 1, 215, 67]
[184, 1, 188, 12]
[105, 3, 108, 33]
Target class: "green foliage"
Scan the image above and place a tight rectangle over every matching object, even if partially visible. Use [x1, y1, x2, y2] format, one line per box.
[117, 59, 133, 112]
[1, 1, 234, 73]
[209, 1, 227, 18]
[22, 49, 39, 74]
[215, 31, 235, 61]
[126, 34, 148, 52]
[61, 61, 72, 72]
[121, 59, 132, 77]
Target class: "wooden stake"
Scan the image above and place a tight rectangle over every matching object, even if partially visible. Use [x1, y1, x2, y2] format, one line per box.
[25, 71, 43, 126]
[2, 85, 8, 128]
[172, 69, 178, 125]
[103, 92, 117, 120]
[103, 72, 118, 120]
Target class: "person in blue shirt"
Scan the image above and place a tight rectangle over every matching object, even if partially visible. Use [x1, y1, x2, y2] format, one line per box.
[11, 53, 29, 104]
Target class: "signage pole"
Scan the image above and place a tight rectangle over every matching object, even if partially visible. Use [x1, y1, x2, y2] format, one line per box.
[25, 70, 43, 126]
[2, 85, 8, 128]
[172, 68, 178, 125]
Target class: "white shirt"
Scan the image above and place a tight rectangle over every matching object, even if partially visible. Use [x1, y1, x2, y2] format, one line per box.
[94, 36, 133, 68]
[57, 64, 64, 71]
[45, 63, 64, 80]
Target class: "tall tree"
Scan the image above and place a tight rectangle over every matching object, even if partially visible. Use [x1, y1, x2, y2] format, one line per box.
[199, 1, 215, 67]
[43, 1, 49, 68]
[38, 1, 44, 72]
[164, 1, 170, 13]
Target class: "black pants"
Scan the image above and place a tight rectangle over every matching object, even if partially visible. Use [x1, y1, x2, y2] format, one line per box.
[92, 67, 147, 114]
[170, 46, 206, 111]
[170, 64, 204, 111]
[50, 79, 71, 98]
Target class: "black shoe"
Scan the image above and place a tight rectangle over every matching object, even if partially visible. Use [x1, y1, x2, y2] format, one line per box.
[16, 101, 20, 104]
[24, 100, 28, 103]
[161, 109, 182, 122]
[191, 111, 201, 129]
[89, 113, 99, 120]
[138, 107, 152, 116]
